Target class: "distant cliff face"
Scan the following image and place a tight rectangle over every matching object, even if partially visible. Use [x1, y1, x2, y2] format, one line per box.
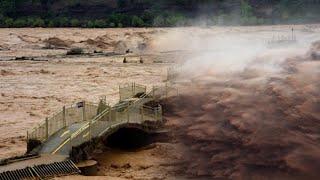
[14, 0, 118, 18]
[7, 0, 252, 18]
[1, 0, 319, 27]
[4, 0, 320, 18]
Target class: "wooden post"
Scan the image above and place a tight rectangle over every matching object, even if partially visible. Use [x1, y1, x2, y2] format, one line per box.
[82, 101, 86, 121]
[132, 82, 134, 97]
[45, 117, 49, 140]
[159, 105, 162, 121]
[115, 109, 118, 122]
[133, 82, 136, 96]
[63, 106, 66, 128]
[37, 125, 40, 140]
[109, 107, 112, 121]
[119, 85, 121, 101]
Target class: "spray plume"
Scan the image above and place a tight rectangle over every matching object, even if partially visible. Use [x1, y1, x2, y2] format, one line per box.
[154, 27, 320, 179]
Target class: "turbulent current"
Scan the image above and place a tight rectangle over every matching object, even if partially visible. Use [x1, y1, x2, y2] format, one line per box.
[163, 41, 320, 179]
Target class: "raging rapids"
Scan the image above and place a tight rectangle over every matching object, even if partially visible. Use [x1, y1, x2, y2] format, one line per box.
[163, 41, 320, 179]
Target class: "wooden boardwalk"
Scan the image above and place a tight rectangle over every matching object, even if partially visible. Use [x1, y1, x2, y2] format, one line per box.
[0, 83, 177, 179]
[26, 84, 164, 157]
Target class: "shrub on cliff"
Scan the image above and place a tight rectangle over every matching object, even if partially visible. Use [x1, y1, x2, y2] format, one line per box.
[131, 16, 144, 27]
[70, 19, 80, 27]
[33, 18, 45, 27]
[3, 18, 14, 27]
[13, 19, 27, 27]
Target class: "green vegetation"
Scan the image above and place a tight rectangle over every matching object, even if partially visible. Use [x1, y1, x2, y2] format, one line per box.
[240, 1, 264, 25]
[131, 16, 144, 27]
[0, 0, 319, 27]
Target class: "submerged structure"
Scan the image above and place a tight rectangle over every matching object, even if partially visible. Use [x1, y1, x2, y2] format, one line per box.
[0, 82, 177, 179]
[267, 28, 297, 47]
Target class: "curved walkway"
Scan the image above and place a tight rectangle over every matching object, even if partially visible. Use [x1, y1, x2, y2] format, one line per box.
[35, 88, 163, 156]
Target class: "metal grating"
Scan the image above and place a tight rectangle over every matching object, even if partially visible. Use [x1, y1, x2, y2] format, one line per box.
[0, 160, 80, 180]
[0, 167, 35, 180]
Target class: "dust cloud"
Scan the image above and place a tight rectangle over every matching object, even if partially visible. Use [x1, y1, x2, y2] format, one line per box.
[159, 27, 320, 179]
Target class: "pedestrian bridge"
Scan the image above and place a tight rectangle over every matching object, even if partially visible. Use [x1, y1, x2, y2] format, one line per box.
[26, 83, 176, 158]
[0, 83, 178, 179]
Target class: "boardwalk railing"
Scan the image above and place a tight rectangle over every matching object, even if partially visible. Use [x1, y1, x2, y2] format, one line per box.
[27, 102, 98, 142]
[27, 83, 148, 143]
[167, 65, 182, 81]
[119, 83, 147, 101]
[51, 84, 177, 154]
[27, 82, 178, 155]
[60, 103, 162, 153]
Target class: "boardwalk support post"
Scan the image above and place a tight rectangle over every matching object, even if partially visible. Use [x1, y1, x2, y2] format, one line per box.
[119, 85, 121, 101]
[152, 86, 155, 98]
[82, 101, 86, 121]
[63, 106, 66, 128]
[133, 82, 136, 96]
[45, 117, 49, 140]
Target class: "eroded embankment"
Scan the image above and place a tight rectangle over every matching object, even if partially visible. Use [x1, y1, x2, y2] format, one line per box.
[161, 42, 320, 179]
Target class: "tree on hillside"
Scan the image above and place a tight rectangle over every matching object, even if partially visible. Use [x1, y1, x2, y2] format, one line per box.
[70, 19, 80, 27]
[33, 17, 45, 27]
[131, 16, 144, 27]
[94, 19, 107, 28]
[241, 0, 253, 18]
[153, 16, 165, 27]
[165, 13, 186, 26]
[240, 0, 263, 25]
[141, 10, 155, 26]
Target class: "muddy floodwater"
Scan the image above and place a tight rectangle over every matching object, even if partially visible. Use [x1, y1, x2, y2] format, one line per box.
[0, 26, 320, 179]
